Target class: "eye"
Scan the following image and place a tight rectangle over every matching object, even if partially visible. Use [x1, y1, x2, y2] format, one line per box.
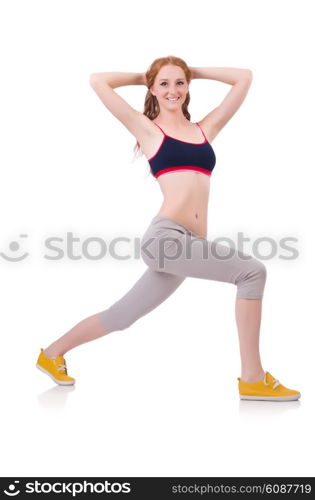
[160, 81, 184, 86]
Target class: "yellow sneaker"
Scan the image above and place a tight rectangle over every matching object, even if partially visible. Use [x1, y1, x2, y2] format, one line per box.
[36, 348, 75, 386]
[237, 371, 300, 401]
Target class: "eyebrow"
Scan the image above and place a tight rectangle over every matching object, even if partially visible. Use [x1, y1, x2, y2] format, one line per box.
[159, 78, 184, 81]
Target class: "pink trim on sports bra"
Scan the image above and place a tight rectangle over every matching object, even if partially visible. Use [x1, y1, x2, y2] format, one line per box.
[154, 165, 212, 178]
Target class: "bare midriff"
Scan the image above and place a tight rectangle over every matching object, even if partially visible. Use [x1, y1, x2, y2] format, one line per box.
[156, 169, 210, 238]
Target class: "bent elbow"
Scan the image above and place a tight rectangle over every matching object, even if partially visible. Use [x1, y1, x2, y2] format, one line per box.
[89, 73, 99, 86]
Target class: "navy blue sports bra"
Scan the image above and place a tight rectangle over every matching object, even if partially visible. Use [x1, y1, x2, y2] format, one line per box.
[148, 122, 216, 179]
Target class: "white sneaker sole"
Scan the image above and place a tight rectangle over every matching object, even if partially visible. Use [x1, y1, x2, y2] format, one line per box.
[240, 393, 301, 401]
[36, 364, 75, 386]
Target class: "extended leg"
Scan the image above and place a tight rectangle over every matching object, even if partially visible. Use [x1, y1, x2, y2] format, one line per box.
[44, 268, 185, 357]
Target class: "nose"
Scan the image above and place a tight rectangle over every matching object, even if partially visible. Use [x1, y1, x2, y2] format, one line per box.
[167, 85, 178, 94]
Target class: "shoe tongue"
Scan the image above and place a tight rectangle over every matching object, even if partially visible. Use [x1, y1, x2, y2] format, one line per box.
[265, 372, 275, 383]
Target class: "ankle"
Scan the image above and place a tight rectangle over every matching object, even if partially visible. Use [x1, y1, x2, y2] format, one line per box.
[43, 349, 54, 359]
[241, 370, 265, 383]
[43, 348, 63, 359]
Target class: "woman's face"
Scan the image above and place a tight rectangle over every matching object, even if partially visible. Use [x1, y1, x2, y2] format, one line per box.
[150, 64, 189, 110]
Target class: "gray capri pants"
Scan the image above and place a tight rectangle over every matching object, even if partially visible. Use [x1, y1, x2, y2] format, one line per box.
[99, 215, 267, 333]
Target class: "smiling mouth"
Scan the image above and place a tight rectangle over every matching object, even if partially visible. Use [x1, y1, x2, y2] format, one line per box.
[166, 97, 180, 101]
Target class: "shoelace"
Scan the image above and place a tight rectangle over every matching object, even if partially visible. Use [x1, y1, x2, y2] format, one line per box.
[264, 373, 280, 389]
[52, 358, 68, 374]
[57, 363, 67, 374]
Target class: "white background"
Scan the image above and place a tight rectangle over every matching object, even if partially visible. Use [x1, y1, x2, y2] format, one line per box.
[1, 0, 314, 478]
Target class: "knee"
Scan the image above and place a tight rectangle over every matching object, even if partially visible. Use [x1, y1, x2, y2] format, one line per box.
[236, 259, 267, 299]
[254, 261, 267, 294]
[253, 260, 267, 282]
[250, 259, 267, 295]
[99, 307, 130, 333]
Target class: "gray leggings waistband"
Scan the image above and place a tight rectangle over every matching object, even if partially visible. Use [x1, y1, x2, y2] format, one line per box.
[150, 215, 200, 237]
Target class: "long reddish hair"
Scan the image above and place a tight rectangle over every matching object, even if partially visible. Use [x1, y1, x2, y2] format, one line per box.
[132, 55, 192, 178]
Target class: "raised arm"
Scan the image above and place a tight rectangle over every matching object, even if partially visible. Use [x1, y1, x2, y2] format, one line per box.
[89, 71, 154, 140]
[190, 67, 253, 142]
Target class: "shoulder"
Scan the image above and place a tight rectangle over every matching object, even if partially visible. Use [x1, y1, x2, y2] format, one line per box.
[197, 118, 220, 143]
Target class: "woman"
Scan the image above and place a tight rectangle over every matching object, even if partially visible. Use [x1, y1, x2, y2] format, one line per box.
[36, 55, 300, 401]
